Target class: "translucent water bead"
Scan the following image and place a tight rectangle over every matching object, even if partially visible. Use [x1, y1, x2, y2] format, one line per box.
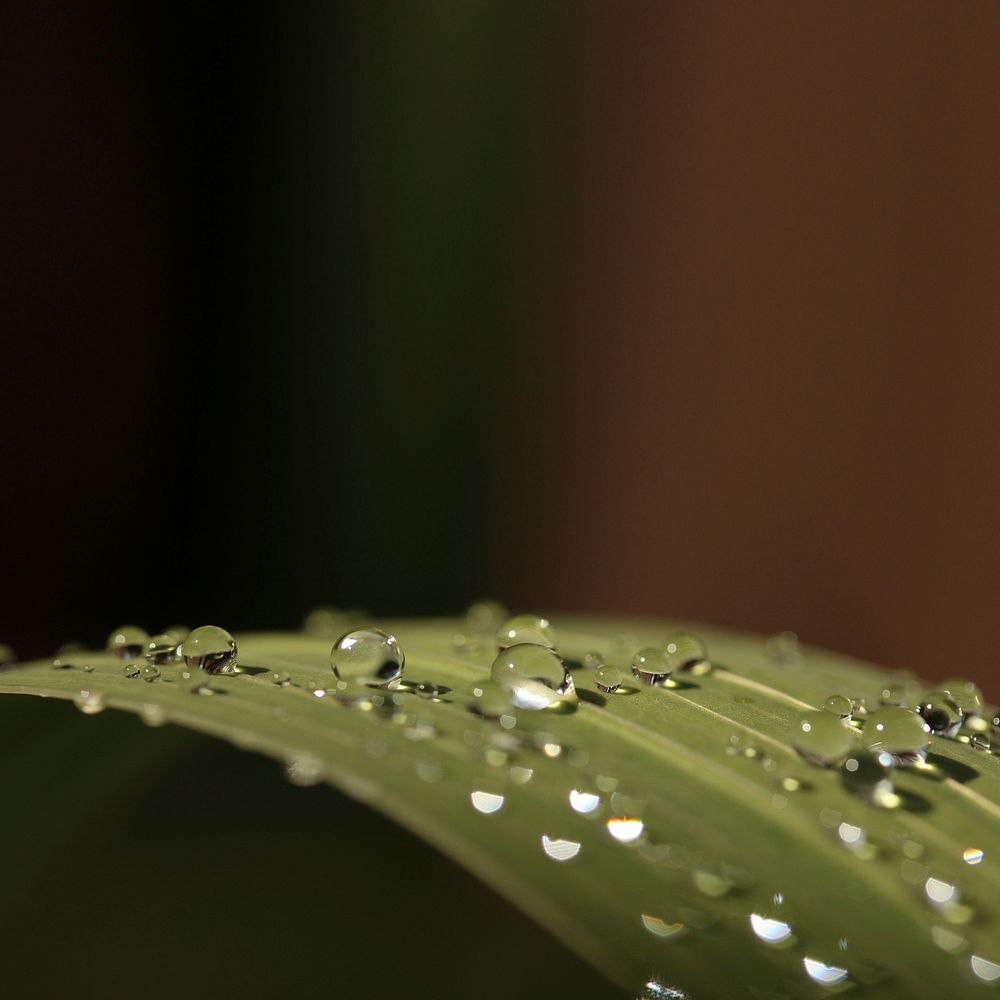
[663, 632, 710, 675]
[330, 628, 405, 689]
[631, 647, 672, 686]
[490, 644, 576, 711]
[791, 711, 855, 766]
[106, 625, 149, 661]
[864, 708, 930, 763]
[495, 614, 556, 651]
[183, 625, 239, 675]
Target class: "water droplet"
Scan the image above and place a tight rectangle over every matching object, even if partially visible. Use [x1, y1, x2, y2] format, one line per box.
[73, 690, 105, 715]
[145, 633, 178, 666]
[269, 671, 291, 687]
[879, 674, 922, 708]
[541, 835, 581, 861]
[465, 599, 508, 632]
[123, 663, 141, 679]
[470, 790, 505, 814]
[663, 632, 710, 674]
[925, 876, 959, 907]
[106, 625, 149, 661]
[918, 691, 963, 737]
[842, 751, 898, 807]
[301, 606, 362, 638]
[802, 958, 849, 987]
[190, 681, 213, 696]
[285, 754, 323, 787]
[141, 664, 160, 683]
[750, 912, 793, 946]
[640, 914, 686, 939]
[162, 624, 189, 644]
[791, 711, 855, 766]
[823, 694, 854, 719]
[963, 847, 984, 865]
[837, 822, 866, 848]
[595, 664, 624, 693]
[971, 956, 1000, 983]
[140, 703, 167, 727]
[510, 765, 533, 784]
[495, 613, 555, 651]
[939, 677, 985, 719]
[765, 631, 800, 663]
[863, 707, 930, 763]
[970, 733, 991, 752]
[469, 680, 512, 719]
[631, 647, 672, 686]
[183, 625, 238, 674]
[330, 627, 403, 688]
[582, 651, 604, 670]
[569, 789, 601, 814]
[490, 644, 576, 711]
[636, 980, 690, 1000]
[607, 817, 645, 843]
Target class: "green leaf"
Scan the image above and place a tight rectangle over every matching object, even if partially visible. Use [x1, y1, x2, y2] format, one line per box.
[3, 617, 999, 998]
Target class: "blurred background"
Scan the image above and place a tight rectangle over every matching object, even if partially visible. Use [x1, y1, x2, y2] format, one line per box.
[5, 1, 1000, 699]
[4, 3, 1000, 996]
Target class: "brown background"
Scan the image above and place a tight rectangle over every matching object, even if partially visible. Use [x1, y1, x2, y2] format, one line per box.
[500, 2, 1000, 699]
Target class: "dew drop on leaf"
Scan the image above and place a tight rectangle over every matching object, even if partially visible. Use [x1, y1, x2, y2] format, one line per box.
[141, 664, 160, 683]
[939, 677, 985, 719]
[183, 625, 239, 675]
[106, 625, 149, 661]
[791, 711, 854, 766]
[145, 633, 178, 666]
[73, 689, 105, 715]
[663, 632, 710, 675]
[470, 790, 505, 814]
[765, 631, 800, 663]
[123, 663, 141, 679]
[495, 613, 556, 651]
[329, 627, 403, 688]
[582, 651, 605, 670]
[863, 707, 930, 762]
[465, 599, 508, 633]
[490, 644, 576, 711]
[595, 664, 624, 693]
[841, 751, 898, 808]
[631, 647, 672, 686]
[918, 691, 963, 737]
[823, 694, 854, 719]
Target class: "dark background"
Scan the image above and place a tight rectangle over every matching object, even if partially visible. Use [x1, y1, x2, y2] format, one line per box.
[4, 4, 1000, 997]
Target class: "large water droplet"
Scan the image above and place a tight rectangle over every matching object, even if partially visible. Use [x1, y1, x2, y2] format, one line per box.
[330, 627, 403, 688]
[879, 674, 922, 708]
[663, 632, 710, 674]
[490, 644, 575, 711]
[495, 614, 556, 651]
[863, 708, 929, 763]
[465, 599, 508, 632]
[145, 634, 178, 666]
[183, 625, 238, 674]
[631, 647, 672, 686]
[595, 664, 624, 693]
[823, 694, 854, 719]
[106, 625, 149, 661]
[791, 711, 855, 766]
[918, 691, 963, 737]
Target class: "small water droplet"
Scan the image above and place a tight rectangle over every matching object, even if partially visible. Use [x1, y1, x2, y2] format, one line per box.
[792, 711, 855, 766]
[301, 606, 360, 638]
[595, 664, 624, 693]
[510, 765, 533, 784]
[190, 681, 213, 696]
[607, 817, 645, 843]
[879, 674, 922, 708]
[285, 754, 323, 787]
[663, 632, 710, 675]
[495, 613, 555, 651]
[465, 599, 508, 632]
[183, 625, 238, 674]
[925, 876, 959, 907]
[918, 691, 963, 737]
[490, 644, 576, 711]
[140, 703, 167, 727]
[863, 707, 930, 763]
[123, 662, 141, 679]
[823, 694, 854, 719]
[330, 627, 403, 688]
[802, 957, 849, 987]
[963, 847, 984, 865]
[842, 751, 899, 807]
[269, 671, 291, 687]
[569, 789, 601, 814]
[631, 647, 672, 686]
[73, 690, 105, 715]
[141, 664, 160, 683]
[541, 835, 581, 861]
[162, 624, 189, 644]
[470, 790, 505, 814]
[970, 733, 991, 752]
[145, 634, 178, 666]
[582, 651, 605, 670]
[939, 677, 985, 719]
[106, 625, 149, 661]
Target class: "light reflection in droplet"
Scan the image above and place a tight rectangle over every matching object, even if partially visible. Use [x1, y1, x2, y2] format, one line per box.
[963, 847, 985, 865]
[470, 790, 505, 814]
[925, 876, 959, 906]
[971, 955, 1000, 983]
[641, 914, 686, 939]
[607, 817, 645, 843]
[750, 913, 793, 945]
[541, 835, 581, 861]
[569, 789, 601, 814]
[837, 822, 865, 846]
[803, 957, 849, 986]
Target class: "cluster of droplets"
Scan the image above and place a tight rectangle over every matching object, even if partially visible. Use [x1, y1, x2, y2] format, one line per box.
[107, 624, 239, 676]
